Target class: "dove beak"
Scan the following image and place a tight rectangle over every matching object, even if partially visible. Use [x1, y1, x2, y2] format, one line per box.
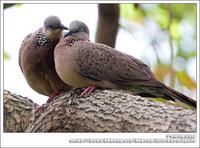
[64, 31, 72, 37]
[60, 25, 68, 30]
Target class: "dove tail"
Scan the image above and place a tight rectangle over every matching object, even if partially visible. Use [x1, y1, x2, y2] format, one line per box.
[160, 85, 196, 108]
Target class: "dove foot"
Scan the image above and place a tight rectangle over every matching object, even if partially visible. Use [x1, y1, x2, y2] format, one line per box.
[35, 104, 45, 113]
[35, 91, 62, 113]
[47, 90, 61, 103]
[80, 84, 97, 97]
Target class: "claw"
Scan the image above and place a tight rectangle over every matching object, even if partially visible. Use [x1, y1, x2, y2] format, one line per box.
[35, 90, 61, 113]
[47, 91, 60, 103]
[80, 84, 96, 97]
[35, 104, 45, 113]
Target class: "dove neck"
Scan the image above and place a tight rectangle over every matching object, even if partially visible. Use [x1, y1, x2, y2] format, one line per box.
[43, 27, 63, 43]
[68, 31, 89, 41]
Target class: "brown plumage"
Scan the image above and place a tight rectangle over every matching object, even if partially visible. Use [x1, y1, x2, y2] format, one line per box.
[19, 16, 71, 98]
[54, 20, 196, 108]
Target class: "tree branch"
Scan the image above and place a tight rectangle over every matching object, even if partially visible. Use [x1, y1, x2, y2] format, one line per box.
[95, 4, 119, 48]
[3, 90, 37, 132]
[3, 89, 196, 133]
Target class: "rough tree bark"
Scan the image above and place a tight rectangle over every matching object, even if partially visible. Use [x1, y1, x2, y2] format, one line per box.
[3, 90, 37, 132]
[3, 89, 196, 133]
[95, 4, 119, 48]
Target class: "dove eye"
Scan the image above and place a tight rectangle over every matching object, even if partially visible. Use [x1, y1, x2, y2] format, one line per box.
[47, 25, 57, 29]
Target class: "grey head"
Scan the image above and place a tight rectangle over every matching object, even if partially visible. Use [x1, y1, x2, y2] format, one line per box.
[44, 16, 68, 30]
[64, 20, 89, 37]
[43, 16, 68, 40]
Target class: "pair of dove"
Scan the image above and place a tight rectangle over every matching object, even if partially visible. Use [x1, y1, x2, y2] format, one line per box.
[19, 16, 196, 108]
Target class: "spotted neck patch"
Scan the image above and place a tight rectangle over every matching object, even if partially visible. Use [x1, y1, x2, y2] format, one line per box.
[64, 39, 90, 48]
[34, 29, 49, 47]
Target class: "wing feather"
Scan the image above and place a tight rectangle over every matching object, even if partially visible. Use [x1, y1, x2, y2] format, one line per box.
[75, 42, 162, 87]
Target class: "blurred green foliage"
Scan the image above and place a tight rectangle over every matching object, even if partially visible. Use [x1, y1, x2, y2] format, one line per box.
[4, 52, 10, 60]
[120, 4, 196, 98]
[3, 3, 22, 9]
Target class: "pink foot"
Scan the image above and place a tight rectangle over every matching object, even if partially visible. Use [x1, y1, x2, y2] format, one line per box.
[47, 91, 60, 103]
[35, 91, 61, 113]
[80, 84, 96, 97]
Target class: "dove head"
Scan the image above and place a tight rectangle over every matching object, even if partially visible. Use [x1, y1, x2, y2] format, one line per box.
[64, 20, 89, 40]
[43, 16, 68, 40]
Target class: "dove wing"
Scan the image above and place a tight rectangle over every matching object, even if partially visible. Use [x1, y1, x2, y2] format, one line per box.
[75, 42, 162, 87]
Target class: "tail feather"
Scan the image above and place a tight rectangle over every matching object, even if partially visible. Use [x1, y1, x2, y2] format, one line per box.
[160, 86, 196, 108]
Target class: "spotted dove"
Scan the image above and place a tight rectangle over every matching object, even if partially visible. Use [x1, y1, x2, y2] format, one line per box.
[19, 16, 71, 102]
[54, 20, 196, 108]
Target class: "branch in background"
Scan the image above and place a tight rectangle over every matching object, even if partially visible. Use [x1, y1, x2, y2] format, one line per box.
[167, 4, 176, 88]
[4, 89, 196, 132]
[95, 4, 119, 48]
[151, 42, 162, 65]
[3, 4, 16, 9]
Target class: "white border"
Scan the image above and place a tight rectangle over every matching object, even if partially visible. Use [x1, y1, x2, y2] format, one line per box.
[1, 0, 200, 4]
[1, 0, 5, 139]
[1, 0, 199, 147]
